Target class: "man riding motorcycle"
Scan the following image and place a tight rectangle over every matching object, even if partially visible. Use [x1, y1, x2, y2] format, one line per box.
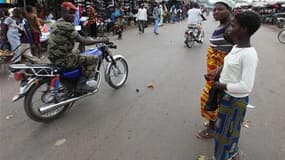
[186, 2, 206, 42]
[48, 2, 109, 91]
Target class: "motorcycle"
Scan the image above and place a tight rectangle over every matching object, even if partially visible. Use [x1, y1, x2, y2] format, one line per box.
[9, 41, 128, 122]
[184, 25, 204, 48]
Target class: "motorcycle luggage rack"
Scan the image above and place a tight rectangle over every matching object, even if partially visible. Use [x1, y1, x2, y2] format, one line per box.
[9, 64, 60, 77]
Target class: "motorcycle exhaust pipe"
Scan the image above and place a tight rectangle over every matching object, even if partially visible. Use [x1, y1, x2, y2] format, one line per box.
[39, 89, 99, 114]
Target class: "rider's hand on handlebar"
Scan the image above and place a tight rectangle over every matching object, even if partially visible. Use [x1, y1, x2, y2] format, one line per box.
[99, 37, 109, 43]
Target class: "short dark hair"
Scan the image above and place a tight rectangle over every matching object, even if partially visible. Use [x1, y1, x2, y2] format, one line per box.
[26, 5, 33, 13]
[13, 7, 22, 16]
[234, 11, 261, 36]
[193, 3, 199, 8]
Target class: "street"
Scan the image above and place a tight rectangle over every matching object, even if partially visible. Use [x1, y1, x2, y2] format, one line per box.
[1, 15, 285, 160]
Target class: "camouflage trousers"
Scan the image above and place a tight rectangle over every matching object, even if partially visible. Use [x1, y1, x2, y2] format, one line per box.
[52, 51, 98, 77]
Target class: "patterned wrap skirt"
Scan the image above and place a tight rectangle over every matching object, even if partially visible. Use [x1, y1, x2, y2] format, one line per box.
[214, 92, 248, 160]
[200, 47, 227, 121]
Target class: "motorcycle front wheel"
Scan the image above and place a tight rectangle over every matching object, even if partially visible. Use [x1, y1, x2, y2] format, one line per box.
[185, 34, 195, 48]
[24, 78, 69, 122]
[278, 29, 285, 44]
[106, 56, 128, 89]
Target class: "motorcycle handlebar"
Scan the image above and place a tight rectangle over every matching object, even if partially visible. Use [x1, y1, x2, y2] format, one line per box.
[104, 41, 117, 49]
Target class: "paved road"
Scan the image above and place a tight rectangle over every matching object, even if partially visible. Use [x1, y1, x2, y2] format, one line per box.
[1, 15, 285, 160]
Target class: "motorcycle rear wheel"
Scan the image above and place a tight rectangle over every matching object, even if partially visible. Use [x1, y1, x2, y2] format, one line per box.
[24, 79, 69, 122]
[185, 34, 195, 48]
[106, 56, 128, 89]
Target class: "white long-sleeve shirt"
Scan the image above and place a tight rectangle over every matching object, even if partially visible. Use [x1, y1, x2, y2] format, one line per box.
[187, 8, 202, 25]
[137, 8, 148, 21]
[219, 45, 258, 97]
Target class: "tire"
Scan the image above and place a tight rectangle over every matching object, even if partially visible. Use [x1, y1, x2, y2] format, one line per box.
[200, 31, 205, 44]
[185, 34, 195, 48]
[278, 29, 285, 44]
[24, 78, 69, 122]
[106, 56, 128, 89]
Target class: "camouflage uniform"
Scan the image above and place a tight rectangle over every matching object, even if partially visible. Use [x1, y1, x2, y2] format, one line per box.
[48, 18, 97, 77]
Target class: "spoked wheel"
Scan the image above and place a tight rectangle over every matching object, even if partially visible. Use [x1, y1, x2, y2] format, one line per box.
[199, 31, 205, 44]
[24, 79, 70, 122]
[106, 56, 128, 89]
[278, 29, 285, 44]
[185, 34, 195, 48]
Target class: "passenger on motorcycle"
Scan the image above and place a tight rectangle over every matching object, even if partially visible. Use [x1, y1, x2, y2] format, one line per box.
[48, 2, 109, 91]
[186, 3, 206, 42]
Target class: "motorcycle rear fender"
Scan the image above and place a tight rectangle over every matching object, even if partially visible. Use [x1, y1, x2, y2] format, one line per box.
[12, 77, 37, 102]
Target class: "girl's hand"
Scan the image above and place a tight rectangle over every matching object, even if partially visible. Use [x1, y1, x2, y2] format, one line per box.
[204, 70, 216, 81]
[212, 81, 227, 90]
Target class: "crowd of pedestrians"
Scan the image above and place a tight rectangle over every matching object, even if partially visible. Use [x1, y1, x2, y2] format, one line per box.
[0, 7, 41, 64]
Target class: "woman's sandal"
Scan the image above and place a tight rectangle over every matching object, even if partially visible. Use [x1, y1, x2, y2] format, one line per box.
[196, 128, 215, 139]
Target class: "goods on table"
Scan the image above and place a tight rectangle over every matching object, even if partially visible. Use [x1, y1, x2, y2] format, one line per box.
[0, 49, 13, 64]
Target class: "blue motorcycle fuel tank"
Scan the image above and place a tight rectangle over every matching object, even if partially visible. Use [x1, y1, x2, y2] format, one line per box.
[81, 48, 103, 57]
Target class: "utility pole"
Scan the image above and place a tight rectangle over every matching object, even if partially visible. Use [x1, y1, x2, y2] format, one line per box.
[23, 0, 26, 11]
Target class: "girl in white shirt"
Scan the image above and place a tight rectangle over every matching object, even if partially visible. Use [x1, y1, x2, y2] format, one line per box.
[207, 11, 261, 160]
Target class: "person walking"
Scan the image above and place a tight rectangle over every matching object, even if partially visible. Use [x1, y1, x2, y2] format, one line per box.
[158, 4, 165, 26]
[177, 6, 183, 22]
[26, 5, 42, 59]
[3, 8, 40, 64]
[196, 0, 235, 139]
[170, 5, 177, 24]
[209, 11, 261, 160]
[0, 9, 9, 50]
[136, 4, 147, 34]
[152, 3, 161, 35]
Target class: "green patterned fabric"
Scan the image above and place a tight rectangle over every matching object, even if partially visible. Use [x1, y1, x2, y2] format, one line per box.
[47, 18, 97, 76]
